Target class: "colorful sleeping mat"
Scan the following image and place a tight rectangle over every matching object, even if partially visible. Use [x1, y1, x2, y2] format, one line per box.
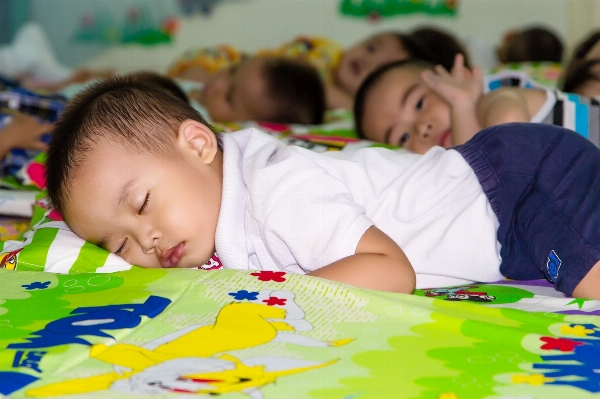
[2, 266, 600, 398]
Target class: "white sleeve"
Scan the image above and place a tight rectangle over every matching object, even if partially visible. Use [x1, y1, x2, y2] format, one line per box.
[243, 135, 373, 273]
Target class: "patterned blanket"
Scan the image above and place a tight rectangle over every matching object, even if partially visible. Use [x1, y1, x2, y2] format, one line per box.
[2, 268, 599, 398]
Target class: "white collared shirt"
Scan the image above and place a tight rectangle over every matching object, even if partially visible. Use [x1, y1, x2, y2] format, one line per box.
[215, 128, 502, 288]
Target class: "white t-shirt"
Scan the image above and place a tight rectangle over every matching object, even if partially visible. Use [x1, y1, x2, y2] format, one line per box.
[215, 128, 502, 288]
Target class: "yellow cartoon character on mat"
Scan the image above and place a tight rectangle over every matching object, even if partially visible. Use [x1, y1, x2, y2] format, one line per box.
[27, 290, 351, 398]
[0, 248, 22, 270]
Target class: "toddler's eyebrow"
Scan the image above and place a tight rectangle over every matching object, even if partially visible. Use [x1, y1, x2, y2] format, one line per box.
[118, 178, 138, 209]
[401, 83, 418, 108]
[384, 83, 419, 144]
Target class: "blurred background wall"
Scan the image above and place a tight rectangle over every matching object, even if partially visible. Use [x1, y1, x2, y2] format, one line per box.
[1, 0, 599, 73]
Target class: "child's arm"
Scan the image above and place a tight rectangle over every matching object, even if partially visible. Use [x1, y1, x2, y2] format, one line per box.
[421, 54, 484, 146]
[476, 87, 543, 128]
[0, 113, 52, 160]
[307, 226, 416, 293]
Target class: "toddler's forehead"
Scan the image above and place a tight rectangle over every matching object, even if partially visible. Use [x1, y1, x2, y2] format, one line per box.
[377, 65, 425, 89]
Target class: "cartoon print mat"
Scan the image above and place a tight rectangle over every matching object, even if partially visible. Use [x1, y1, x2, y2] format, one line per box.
[2, 267, 600, 398]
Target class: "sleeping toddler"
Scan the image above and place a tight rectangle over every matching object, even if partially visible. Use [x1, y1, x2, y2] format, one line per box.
[354, 55, 600, 153]
[185, 57, 325, 125]
[45, 76, 600, 300]
[63, 57, 326, 126]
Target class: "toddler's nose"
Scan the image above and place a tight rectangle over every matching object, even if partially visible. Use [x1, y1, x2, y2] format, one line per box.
[417, 121, 433, 137]
[137, 229, 160, 254]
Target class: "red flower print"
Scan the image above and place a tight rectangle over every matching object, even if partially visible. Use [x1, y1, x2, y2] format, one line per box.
[262, 296, 287, 306]
[250, 271, 287, 282]
[540, 336, 584, 352]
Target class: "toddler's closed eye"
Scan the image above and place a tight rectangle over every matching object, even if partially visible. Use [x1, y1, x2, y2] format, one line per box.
[139, 193, 150, 215]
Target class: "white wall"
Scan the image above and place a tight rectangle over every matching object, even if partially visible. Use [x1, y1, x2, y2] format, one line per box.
[83, 0, 600, 74]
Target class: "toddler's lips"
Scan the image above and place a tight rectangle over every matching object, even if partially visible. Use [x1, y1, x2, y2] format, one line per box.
[160, 242, 185, 268]
[438, 130, 452, 148]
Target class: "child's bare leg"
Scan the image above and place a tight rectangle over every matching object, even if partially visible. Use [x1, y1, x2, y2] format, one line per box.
[572, 260, 600, 299]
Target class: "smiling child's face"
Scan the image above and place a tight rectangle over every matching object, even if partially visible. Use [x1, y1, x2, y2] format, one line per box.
[63, 120, 223, 269]
[335, 33, 410, 96]
[360, 66, 453, 154]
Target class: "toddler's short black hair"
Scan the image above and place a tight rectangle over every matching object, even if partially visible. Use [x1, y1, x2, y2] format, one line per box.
[502, 26, 564, 63]
[562, 58, 600, 94]
[409, 26, 472, 71]
[353, 58, 435, 139]
[260, 57, 325, 125]
[128, 71, 189, 103]
[46, 76, 216, 215]
[572, 30, 600, 59]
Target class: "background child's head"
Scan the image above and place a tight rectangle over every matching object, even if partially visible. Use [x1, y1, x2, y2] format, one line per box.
[199, 56, 325, 124]
[409, 26, 472, 71]
[335, 28, 470, 98]
[561, 30, 600, 99]
[571, 30, 600, 60]
[562, 58, 600, 99]
[354, 59, 452, 154]
[46, 76, 223, 269]
[334, 32, 414, 97]
[497, 26, 564, 64]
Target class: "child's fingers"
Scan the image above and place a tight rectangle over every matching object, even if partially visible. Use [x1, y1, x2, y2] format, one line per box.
[421, 70, 441, 88]
[451, 53, 465, 80]
[433, 64, 450, 77]
[421, 70, 455, 100]
[471, 65, 484, 83]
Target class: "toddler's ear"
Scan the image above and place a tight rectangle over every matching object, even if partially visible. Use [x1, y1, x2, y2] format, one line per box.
[177, 119, 218, 164]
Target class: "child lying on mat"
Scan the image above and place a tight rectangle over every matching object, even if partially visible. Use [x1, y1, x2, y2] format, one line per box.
[63, 57, 327, 126]
[45, 77, 600, 300]
[354, 55, 600, 154]
[185, 57, 325, 125]
[169, 29, 470, 110]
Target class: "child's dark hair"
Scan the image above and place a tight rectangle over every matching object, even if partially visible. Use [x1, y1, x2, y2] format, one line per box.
[409, 26, 471, 70]
[353, 58, 435, 139]
[572, 30, 600, 59]
[128, 71, 189, 103]
[261, 57, 325, 125]
[502, 26, 564, 63]
[562, 58, 600, 94]
[46, 76, 216, 215]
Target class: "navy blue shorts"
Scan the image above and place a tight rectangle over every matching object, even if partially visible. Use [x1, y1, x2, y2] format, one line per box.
[455, 123, 600, 296]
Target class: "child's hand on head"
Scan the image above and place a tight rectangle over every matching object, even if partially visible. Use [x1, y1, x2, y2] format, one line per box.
[421, 54, 483, 109]
[0, 113, 52, 158]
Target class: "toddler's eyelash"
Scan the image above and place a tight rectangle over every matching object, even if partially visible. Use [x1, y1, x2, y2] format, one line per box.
[115, 239, 127, 255]
[139, 193, 149, 215]
[399, 133, 410, 146]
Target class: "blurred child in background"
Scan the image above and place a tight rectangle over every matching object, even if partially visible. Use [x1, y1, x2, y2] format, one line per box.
[562, 30, 600, 100]
[168, 28, 470, 110]
[494, 25, 564, 87]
